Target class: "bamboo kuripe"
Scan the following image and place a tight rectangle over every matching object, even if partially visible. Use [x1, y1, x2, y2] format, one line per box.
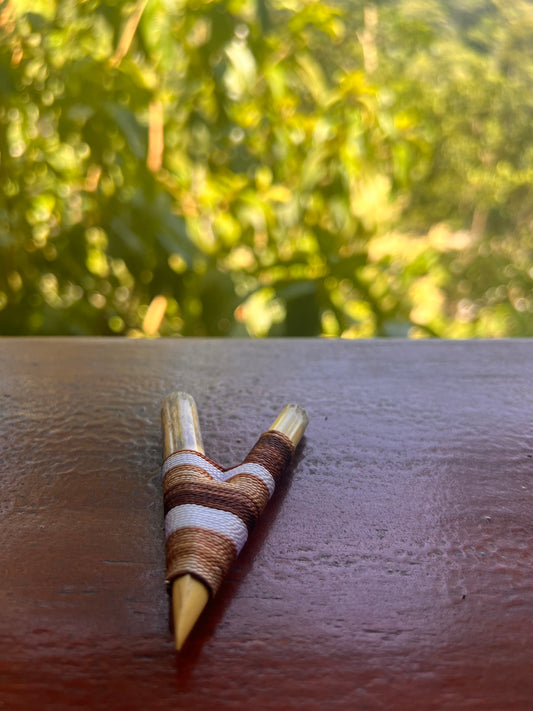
[161, 392, 309, 651]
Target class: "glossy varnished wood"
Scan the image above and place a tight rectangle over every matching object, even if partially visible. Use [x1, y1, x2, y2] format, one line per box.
[0, 339, 532, 710]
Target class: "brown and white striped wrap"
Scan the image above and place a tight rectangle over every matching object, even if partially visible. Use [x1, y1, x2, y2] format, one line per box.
[162, 430, 295, 597]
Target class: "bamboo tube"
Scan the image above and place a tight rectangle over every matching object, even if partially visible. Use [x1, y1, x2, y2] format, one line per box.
[162, 392, 208, 651]
[161, 393, 309, 650]
[162, 391, 204, 457]
[269, 404, 309, 447]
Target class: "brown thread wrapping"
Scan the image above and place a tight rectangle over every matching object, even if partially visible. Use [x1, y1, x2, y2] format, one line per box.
[164, 479, 260, 531]
[164, 463, 212, 491]
[163, 430, 296, 596]
[242, 430, 294, 484]
[227, 473, 271, 518]
[166, 527, 237, 594]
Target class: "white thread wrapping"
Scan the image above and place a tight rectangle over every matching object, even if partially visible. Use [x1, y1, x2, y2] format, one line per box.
[165, 503, 249, 553]
[162, 451, 275, 497]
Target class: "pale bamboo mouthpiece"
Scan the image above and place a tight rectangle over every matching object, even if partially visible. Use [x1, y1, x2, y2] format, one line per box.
[270, 403, 309, 447]
[162, 391, 204, 458]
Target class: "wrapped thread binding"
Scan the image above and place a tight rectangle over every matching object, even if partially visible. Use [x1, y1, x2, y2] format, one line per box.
[162, 430, 295, 596]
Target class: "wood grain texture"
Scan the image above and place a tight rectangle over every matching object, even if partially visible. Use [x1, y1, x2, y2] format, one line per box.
[0, 338, 532, 710]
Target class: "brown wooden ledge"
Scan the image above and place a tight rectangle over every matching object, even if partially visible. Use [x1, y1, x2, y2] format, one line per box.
[0, 338, 531, 710]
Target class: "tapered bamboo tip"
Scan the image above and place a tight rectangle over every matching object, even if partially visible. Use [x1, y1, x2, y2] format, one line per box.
[172, 574, 210, 651]
[270, 403, 309, 447]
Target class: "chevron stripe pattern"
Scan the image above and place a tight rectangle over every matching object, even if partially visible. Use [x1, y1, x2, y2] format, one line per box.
[162, 430, 295, 596]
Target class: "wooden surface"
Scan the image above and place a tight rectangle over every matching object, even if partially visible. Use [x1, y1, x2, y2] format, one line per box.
[0, 338, 532, 710]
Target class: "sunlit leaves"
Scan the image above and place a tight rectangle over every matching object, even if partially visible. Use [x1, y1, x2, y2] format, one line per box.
[0, 0, 532, 337]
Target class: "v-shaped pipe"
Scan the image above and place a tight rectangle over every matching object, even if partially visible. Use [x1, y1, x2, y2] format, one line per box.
[161, 392, 309, 650]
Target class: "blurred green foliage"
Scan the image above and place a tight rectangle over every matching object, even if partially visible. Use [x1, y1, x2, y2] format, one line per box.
[0, 0, 531, 337]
